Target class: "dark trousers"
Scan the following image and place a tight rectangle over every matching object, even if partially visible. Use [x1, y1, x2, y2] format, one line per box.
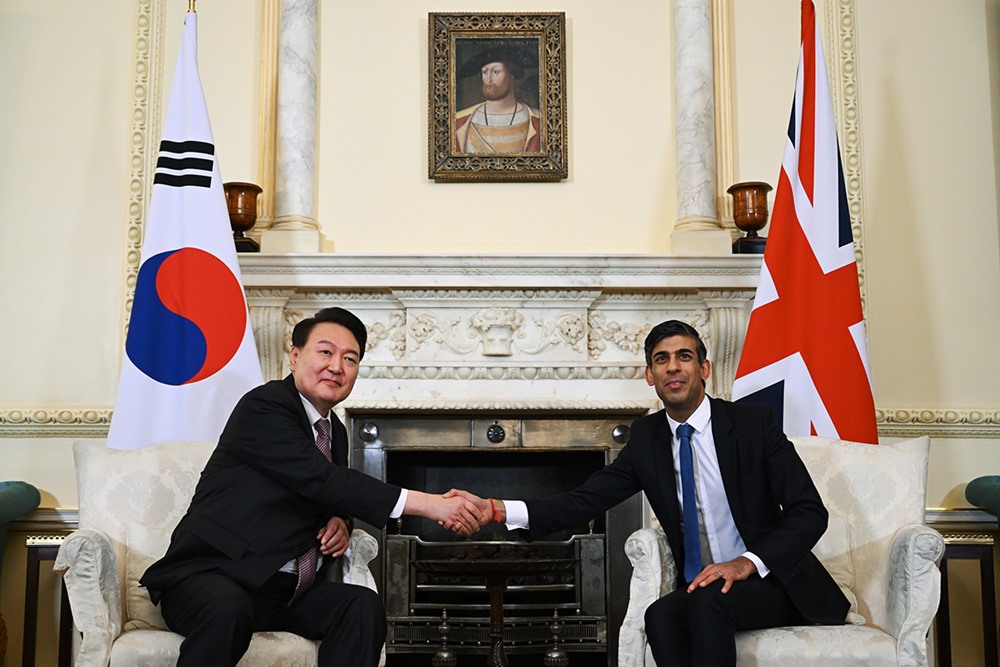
[644, 574, 807, 667]
[160, 571, 385, 667]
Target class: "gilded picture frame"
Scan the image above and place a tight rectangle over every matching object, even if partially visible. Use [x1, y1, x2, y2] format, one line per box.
[429, 12, 568, 182]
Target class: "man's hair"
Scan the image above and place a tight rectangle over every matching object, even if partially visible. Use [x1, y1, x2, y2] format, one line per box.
[291, 307, 368, 360]
[643, 320, 708, 367]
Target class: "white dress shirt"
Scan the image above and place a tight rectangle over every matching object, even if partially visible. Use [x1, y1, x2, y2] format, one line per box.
[664, 397, 767, 576]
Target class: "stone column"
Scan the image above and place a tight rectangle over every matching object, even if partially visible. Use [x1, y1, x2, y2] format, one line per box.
[245, 290, 293, 380]
[260, 0, 323, 253]
[701, 291, 753, 399]
[672, 0, 732, 254]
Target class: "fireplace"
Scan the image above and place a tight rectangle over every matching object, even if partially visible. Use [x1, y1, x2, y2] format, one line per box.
[240, 254, 758, 663]
[350, 412, 644, 665]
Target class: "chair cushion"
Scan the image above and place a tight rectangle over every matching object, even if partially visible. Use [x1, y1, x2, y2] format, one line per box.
[110, 629, 319, 667]
[74, 441, 215, 628]
[736, 624, 898, 666]
[793, 435, 929, 631]
[811, 515, 865, 625]
[124, 521, 171, 630]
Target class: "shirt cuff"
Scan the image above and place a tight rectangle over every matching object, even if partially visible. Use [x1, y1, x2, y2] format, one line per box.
[503, 500, 529, 529]
[742, 551, 769, 578]
[389, 489, 408, 519]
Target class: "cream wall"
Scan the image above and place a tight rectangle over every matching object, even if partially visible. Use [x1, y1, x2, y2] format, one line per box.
[2, 1, 999, 665]
[316, 1, 677, 254]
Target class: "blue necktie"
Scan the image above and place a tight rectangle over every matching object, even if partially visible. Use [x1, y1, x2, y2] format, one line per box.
[677, 423, 701, 583]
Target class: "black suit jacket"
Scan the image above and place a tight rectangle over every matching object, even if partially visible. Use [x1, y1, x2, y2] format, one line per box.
[525, 397, 849, 625]
[141, 375, 401, 604]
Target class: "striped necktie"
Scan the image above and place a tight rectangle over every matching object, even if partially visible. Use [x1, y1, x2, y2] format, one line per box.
[291, 418, 333, 603]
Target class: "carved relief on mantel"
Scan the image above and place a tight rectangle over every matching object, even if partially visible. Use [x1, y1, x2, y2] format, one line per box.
[240, 255, 761, 409]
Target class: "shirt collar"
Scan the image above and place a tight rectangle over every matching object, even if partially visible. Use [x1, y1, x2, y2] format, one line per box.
[665, 394, 711, 438]
[298, 393, 330, 429]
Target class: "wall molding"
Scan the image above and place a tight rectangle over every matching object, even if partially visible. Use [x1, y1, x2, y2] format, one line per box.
[124, 0, 167, 330]
[825, 0, 868, 312]
[875, 409, 1000, 439]
[3, 406, 999, 440]
[0, 408, 113, 438]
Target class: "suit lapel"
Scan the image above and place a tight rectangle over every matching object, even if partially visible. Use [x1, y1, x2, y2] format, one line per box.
[330, 417, 349, 467]
[282, 374, 318, 440]
[710, 398, 744, 528]
[281, 374, 348, 466]
[651, 415, 683, 536]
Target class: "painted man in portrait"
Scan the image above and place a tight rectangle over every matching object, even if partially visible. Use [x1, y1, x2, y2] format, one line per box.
[454, 43, 543, 155]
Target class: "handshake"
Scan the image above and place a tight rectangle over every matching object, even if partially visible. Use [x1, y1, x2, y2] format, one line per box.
[428, 489, 507, 535]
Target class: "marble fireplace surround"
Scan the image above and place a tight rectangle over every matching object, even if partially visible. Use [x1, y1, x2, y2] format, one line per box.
[239, 253, 762, 414]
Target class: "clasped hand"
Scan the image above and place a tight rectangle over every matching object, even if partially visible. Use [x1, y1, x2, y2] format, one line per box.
[435, 488, 499, 535]
[317, 516, 350, 557]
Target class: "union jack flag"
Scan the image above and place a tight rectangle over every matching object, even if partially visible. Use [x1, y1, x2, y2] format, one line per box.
[731, 0, 878, 444]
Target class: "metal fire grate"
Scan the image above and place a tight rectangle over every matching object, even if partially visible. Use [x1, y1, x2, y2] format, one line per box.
[350, 412, 643, 665]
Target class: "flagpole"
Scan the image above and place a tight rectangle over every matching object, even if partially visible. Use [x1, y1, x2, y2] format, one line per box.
[189, 0, 196, 12]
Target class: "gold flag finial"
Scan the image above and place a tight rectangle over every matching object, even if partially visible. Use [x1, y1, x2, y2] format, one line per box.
[188, 0, 196, 12]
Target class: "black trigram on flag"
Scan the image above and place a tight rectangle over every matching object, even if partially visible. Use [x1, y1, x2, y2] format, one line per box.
[153, 140, 215, 188]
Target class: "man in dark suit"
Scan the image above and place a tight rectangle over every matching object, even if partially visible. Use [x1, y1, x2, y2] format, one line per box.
[141, 307, 488, 667]
[449, 320, 848, 666]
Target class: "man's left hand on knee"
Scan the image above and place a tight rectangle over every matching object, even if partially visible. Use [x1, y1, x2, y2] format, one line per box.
[688, 556, 757, 593]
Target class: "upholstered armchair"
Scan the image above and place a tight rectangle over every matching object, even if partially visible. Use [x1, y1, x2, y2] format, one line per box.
[54, 441, 383, 667]
[0, 481, 42, 663]
[620, 435, 944, 667]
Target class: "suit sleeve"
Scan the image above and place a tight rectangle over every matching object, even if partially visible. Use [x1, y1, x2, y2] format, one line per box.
[218, 385, 401, 527]
[742, 409, 828, 575]
[525, 442, 643, 540]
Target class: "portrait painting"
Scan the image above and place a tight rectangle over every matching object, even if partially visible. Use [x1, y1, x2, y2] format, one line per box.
[429, 13, 568, 182]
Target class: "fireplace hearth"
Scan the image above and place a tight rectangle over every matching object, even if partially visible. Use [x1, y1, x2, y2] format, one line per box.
[350, 413, 643, 666]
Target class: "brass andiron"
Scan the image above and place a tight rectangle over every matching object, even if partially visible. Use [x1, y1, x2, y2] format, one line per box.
[431, 609, 458, 667]
[223, 182, 262, 252]
[544, 610, 569, 667]
[728, 181, 772, 254]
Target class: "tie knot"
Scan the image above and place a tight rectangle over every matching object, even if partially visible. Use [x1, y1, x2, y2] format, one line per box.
[315, 418, 330, 438]
[676, 423, 694, 441]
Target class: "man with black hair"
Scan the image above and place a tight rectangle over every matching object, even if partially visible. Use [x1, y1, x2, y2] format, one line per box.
[449, 319, 848, 666]
[141, 307, 488, 667]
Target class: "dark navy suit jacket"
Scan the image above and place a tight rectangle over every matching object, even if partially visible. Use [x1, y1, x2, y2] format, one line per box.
[141, 375, 401, 604]
[526, 397, 849, 625]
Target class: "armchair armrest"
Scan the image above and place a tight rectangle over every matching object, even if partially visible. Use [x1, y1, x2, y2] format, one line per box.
[338, 528, 379, 591]
[53, 529, 123, 667]
[620, 527, 676, 667]
[326, 528, 385, 667]
[886, 524, 945, 664]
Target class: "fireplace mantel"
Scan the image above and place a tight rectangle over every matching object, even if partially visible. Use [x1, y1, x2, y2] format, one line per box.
[238, 254, 762, 411]
[239, 253, 762, 289]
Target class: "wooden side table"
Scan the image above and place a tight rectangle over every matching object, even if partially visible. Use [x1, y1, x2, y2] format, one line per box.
[22, 534, 72, 667]
[930, 515, 999, 667]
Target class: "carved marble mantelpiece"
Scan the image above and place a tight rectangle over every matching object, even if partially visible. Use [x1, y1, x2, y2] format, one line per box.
[239, 254, 761, 413]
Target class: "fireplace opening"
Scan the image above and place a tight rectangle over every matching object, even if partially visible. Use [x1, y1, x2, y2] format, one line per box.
[385, 449, 608, 542]
[350, 412, 644, 666]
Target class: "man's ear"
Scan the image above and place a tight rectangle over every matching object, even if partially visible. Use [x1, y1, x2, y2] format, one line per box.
[700, 359, 711, 382]
[289, 346, 299, 372]
[645, 366, 654, 386]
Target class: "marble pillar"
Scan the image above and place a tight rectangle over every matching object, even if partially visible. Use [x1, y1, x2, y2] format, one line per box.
[672, 0, 732, 254]
[261, 0, 323, 253]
